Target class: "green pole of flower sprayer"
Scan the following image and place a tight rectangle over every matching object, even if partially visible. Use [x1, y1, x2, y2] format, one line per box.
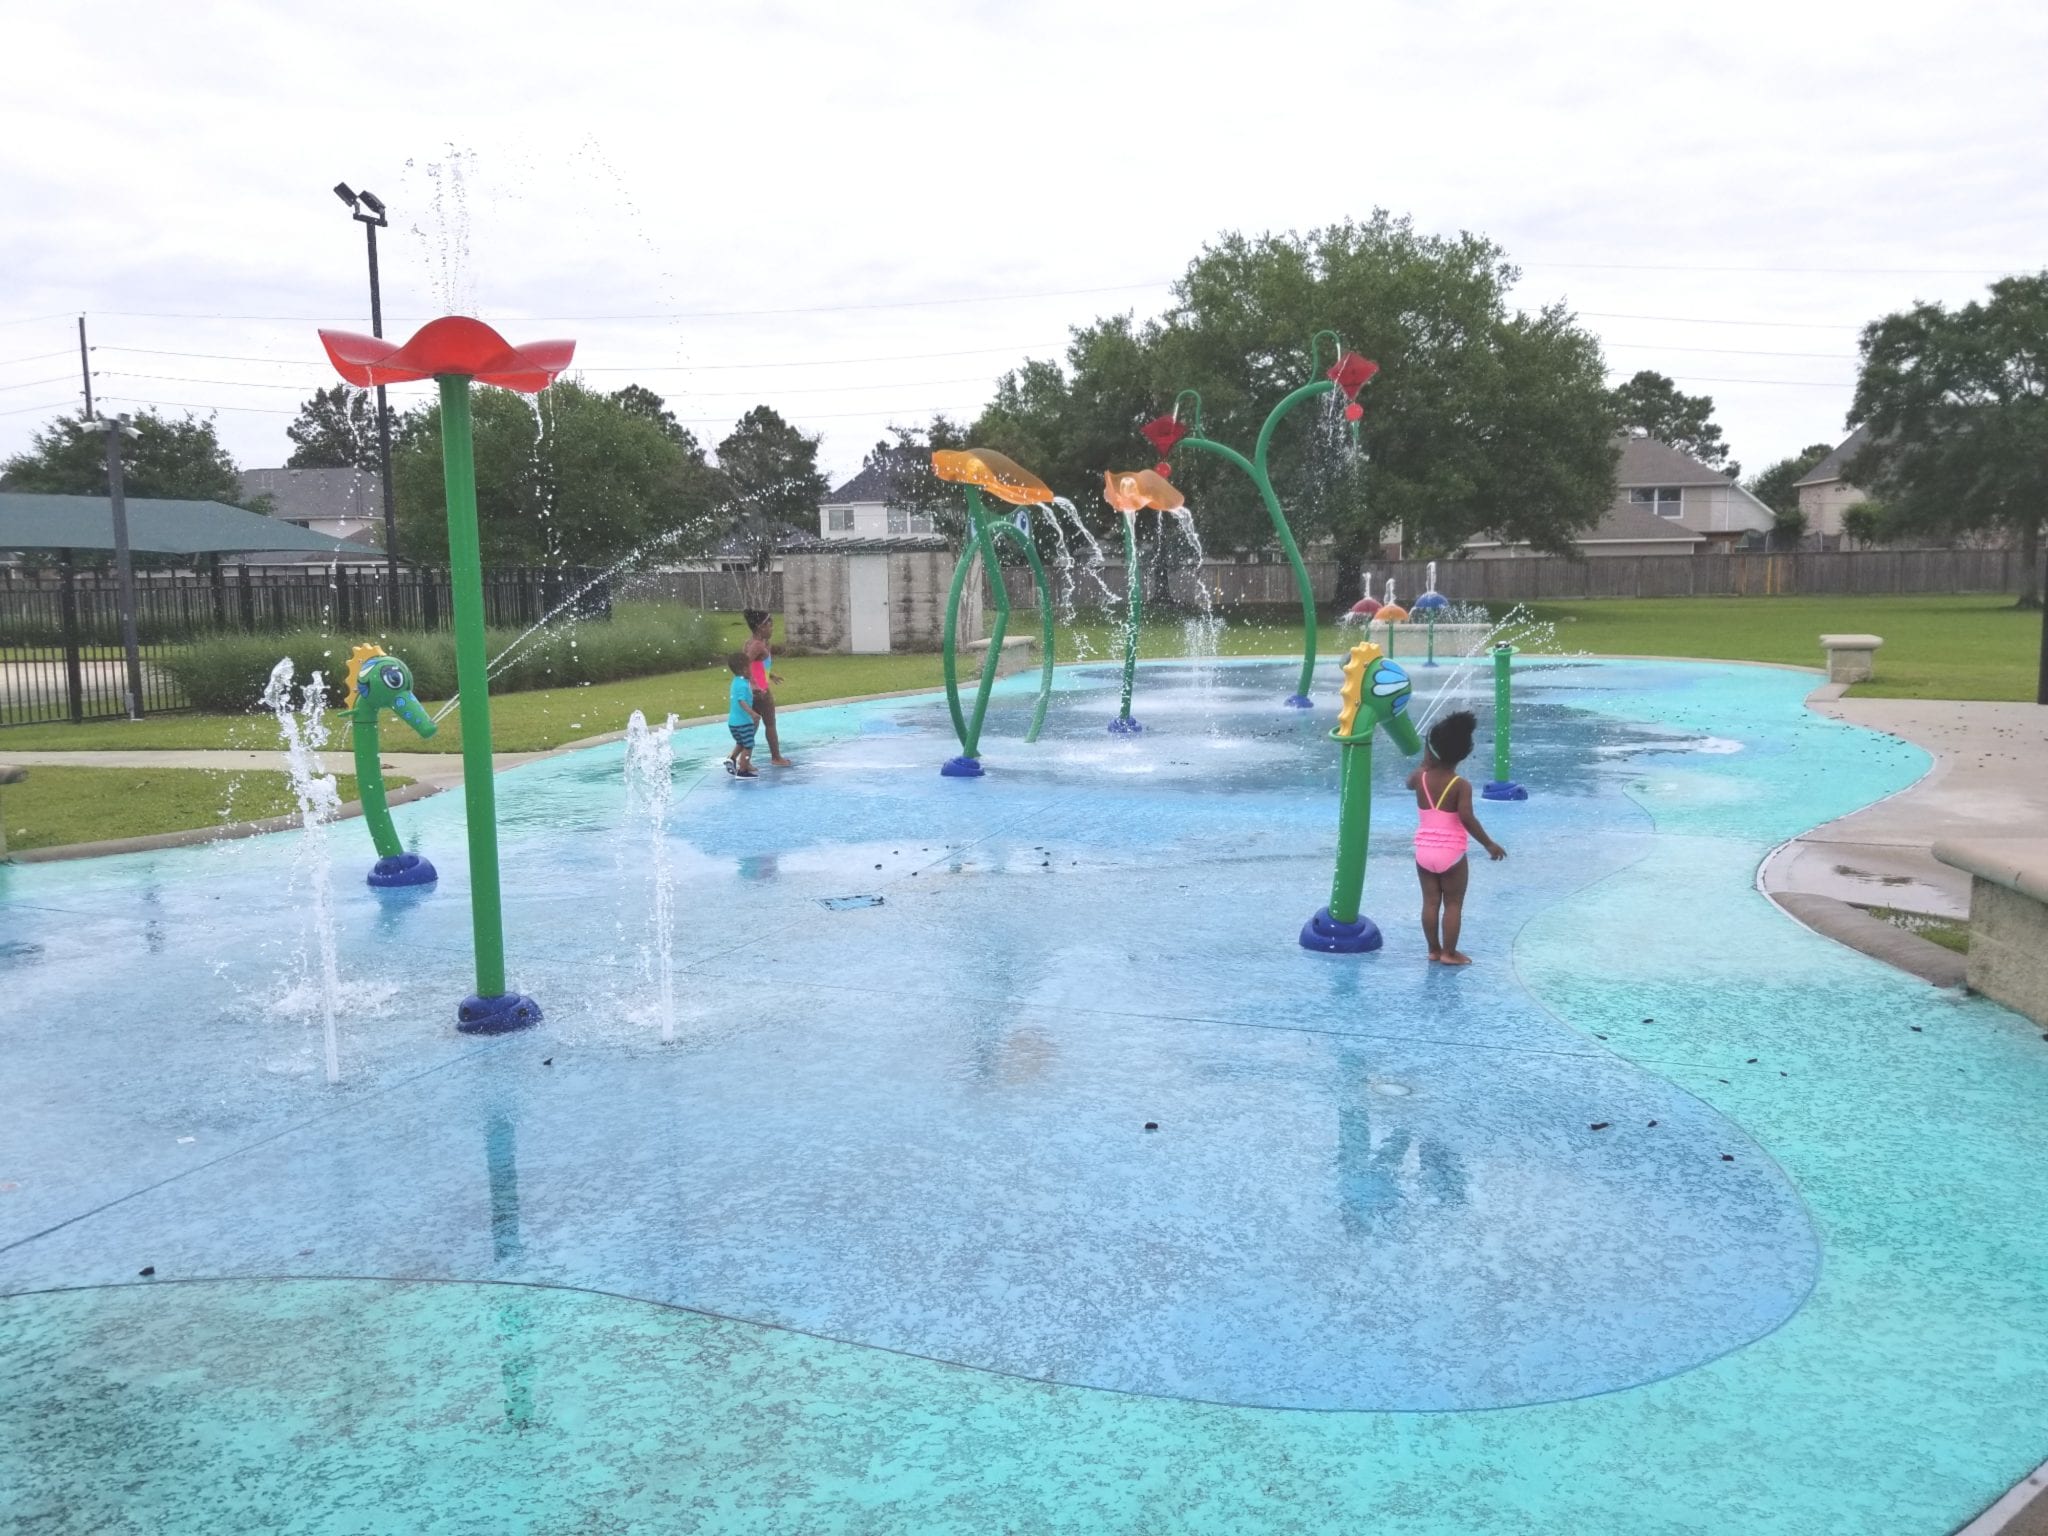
[437, 376, 516, 1004]
[1481, 642, 1528, 801]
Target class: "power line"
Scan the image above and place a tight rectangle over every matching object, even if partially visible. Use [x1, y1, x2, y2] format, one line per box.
[0, 314, 69, 330]
[0, 398, 78, 417]
[73, 279, 1175, 325]
[0, 349, 75, 368]
[1604, 341, 1852, 360]
[1581, 309, 1861, 331]
[1604, 370, 1852, 387]
[1531, 260, 2026, 275]
[96, 369, 1003, 398]
[98, 340, 1065, 372]
[0, 374, 79, 395]
[95, 394, 983, 422]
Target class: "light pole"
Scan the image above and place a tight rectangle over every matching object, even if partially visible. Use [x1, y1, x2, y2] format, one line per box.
[80, 414, 145, 719]
[333, 182, 401, 616]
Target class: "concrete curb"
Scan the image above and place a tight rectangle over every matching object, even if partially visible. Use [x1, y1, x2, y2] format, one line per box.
[1768, 891, 1966, 988]
[9, 780, 444, 864]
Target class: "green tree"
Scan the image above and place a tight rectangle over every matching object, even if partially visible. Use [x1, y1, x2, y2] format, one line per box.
[390, 380, 721, 567]
[873, 417, 971, 543]
[1746, 442, 1834, 518]
[2, 408, 249, 504]
[285, 385, 382, 471]
[715, 405, 828, 574]
[610, 384, 694, 449]
[1609, 371, 1738, 476]
[1850, 273, 2048, 607]
[964, 215, 1619, 576]
[1840, 501, 1892, 546]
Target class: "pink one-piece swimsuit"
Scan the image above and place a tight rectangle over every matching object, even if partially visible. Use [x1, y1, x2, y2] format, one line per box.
[1414, 771, 1470, 874]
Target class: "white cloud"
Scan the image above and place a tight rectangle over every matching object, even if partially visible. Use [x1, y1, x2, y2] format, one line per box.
[3, 0, 2042, 485]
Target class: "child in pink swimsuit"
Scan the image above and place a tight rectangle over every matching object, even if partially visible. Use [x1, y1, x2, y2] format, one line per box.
[1406, 711, 1507, 965]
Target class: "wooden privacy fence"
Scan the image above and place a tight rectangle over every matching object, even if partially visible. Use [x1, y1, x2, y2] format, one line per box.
[997, 548, 2028, 609]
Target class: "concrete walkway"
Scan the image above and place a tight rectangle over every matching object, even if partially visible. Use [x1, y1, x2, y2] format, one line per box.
[1761, 690, 2048, 920]
[0, 747, 561, 793]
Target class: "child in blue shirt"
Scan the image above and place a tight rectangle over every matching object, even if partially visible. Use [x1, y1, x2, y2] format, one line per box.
[724, 652, 760, 777]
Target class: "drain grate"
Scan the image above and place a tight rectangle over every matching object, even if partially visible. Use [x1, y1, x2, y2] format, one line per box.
[819, 895, 885, 911]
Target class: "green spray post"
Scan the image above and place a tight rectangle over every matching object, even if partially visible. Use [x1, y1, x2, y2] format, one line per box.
[934, 449, 1058, 776]
[1300, 640, 1423, 952]
[1481, 642, 1529, 801]
[319, 317, 574, 1033]
[1100, 468, 1187, 734]
[1143, 335, 1378, 710]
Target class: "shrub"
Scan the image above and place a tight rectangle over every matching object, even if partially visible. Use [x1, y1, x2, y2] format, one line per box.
[160, 602, 720, 713]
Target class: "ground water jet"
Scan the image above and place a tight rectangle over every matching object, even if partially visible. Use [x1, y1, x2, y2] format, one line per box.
[623, 710, 680, 1042]
[262, 658, 344, 1083]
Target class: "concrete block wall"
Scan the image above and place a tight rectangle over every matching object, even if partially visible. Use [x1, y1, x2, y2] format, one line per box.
[1964, 880, 2048, 1027]
[784, 555, 846, 653]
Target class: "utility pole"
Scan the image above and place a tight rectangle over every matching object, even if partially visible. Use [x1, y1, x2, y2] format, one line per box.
[89, 416, 146, 719]
[334, 182, 401, 615]
[76, 315, 92, 418]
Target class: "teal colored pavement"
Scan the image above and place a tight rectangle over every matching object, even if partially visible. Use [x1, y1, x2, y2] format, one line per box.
[1, 658, 2043, 1534]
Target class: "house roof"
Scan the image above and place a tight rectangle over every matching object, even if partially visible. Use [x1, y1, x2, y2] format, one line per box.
[825, 451, 917, 505]
[1616, 435, 1738, 488]
[1463, 496, 1703, 551]
[1793, 425, 1870, 488]
[0, 492, 367, 555]
[786, 534, 952, 554]
[239, 466, 382, 524]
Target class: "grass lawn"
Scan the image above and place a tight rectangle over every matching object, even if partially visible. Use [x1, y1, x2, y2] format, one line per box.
[2, 768, 411, 853]
[0, 594, 2034, 757]
[1522, 595, 2038, 702]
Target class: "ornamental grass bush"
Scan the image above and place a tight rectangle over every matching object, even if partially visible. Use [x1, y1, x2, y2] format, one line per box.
[160, 602, 721, 713]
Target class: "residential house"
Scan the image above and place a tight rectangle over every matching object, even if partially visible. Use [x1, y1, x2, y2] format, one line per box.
[1793, 426, 1870, 548]
[1462, 436, 1772, 558]
[235, 467, 388, 566]
[818, 453, 936, 540]
[240, 467, 385, 542]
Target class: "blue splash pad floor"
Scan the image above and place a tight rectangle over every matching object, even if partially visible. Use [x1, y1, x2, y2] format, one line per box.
[4, 658, 2047, 1534]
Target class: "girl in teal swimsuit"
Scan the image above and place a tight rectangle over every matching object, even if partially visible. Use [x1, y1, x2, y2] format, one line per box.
[1405, 711, 1507, 965]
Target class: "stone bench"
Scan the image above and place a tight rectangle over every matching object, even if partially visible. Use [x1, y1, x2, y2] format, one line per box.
[964, 635, 1038, 678]
[1933, 837, 2048, 1025]
[1819, 633, 1883, 684]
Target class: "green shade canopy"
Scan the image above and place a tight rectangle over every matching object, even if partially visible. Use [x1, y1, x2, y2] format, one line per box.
[0, 493, 370, 556]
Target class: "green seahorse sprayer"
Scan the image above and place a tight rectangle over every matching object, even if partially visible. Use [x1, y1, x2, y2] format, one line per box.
[1300, 639, 1423, 953]
[342, 643, 438, 889]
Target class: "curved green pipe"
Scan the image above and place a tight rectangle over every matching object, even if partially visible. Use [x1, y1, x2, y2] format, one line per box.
[990, 517, 1055, 744]
[1177, 398, 1325, 704]
[1116, 513, 1142, 722]
[941, 487, 1013, 761]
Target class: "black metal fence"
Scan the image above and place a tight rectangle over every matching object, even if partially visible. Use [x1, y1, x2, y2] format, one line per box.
[0, 564, 608, 727]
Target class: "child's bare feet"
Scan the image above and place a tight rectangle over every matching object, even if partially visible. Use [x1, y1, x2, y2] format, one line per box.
[1439, 950, 1473, 966]
[770, 756, 795, 768]
[1427, 949, 1442, 962]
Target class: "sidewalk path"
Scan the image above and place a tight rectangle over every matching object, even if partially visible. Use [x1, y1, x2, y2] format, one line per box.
[1762, 690, 2048, 919]
[0, 747, 562, 793]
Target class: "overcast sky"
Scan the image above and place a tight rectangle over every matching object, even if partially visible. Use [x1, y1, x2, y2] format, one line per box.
[3, 0, 2043, 489]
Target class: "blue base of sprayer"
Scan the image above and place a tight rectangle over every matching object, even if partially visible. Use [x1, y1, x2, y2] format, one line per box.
[1299, 907, 1384, 954]
[1107, 715, 1143, 735]
[1483, 780, 1529, 802]
[367, 852, 437, 889]
[940, 755, 985, 778]
[457, 991, 543, 1035]
[1284, 694, 1313, 709]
